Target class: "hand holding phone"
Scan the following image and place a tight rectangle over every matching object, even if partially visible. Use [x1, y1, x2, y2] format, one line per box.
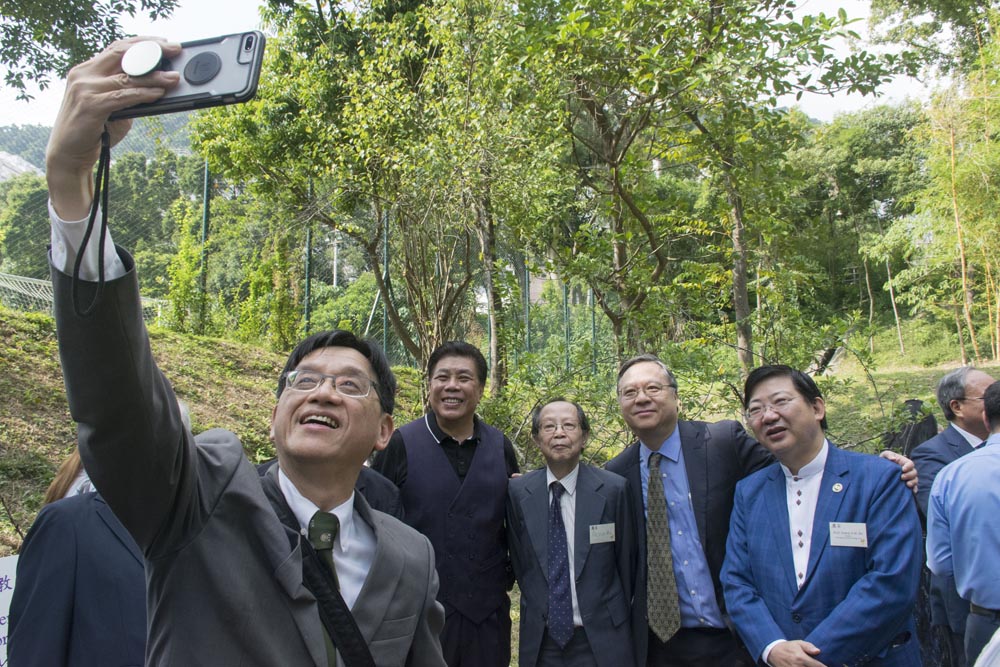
[109, 31, 265, 120]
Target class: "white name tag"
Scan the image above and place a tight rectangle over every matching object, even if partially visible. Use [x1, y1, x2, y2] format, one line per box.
[590, 523, 615, 544]
[830, 522, 868, 548]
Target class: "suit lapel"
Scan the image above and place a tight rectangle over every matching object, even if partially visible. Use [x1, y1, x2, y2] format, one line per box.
[352, 495, 405, 645]
[94, 495, 143, 565]
[946, 425, 975, 459]
[261, 466, 331, 667]
[762, 467, 798, 595]
[574, 464, 606, 578]
[802, 445, 849, 588]
[679, 421, 709, 550]
[521, 470, 551, 582]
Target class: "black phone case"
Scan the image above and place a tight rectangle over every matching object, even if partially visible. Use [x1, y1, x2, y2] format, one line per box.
[110, 31, 265, 120]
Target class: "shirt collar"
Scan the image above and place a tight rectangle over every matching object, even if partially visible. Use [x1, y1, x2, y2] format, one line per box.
[277, 467, 357, 553]
[780, 439, 829, 479]
[546, 464, 580, 496]
[425, 410, 481, 445]
[983, 433, 1000, 448]
[639, 425, 682, 465]
[951, 423, 984, 448]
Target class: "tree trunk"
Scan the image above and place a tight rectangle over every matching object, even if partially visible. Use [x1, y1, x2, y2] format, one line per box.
[863, 259, 876, 354]
[884, 259, 905, 356]
[949, 125, 982, 362]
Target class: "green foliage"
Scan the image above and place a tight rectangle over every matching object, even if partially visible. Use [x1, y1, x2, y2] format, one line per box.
[0, 0, 178, 97]
[0, 124, 50, 168]
[0, 173, 49, 277]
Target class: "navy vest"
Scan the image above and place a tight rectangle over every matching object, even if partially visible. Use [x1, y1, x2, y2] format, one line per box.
[397, 417, 509, 622]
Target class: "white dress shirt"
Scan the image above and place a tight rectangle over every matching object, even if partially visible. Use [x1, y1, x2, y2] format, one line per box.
[547, 464, 583, 628]
[762, 440, 830, 666]
[279, 469, 375, 611]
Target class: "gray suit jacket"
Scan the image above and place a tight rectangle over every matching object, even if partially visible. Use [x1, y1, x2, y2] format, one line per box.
[52, 250, 445, 666]
[506, 463, 637, 667]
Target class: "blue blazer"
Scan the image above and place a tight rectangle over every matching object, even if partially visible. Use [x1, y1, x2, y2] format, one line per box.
[9, 493, 146, 667]
[721, 444, 922, 667]
[506, 463, 637, 667]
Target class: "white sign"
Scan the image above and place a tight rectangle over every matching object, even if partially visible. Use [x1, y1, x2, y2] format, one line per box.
[0, 554, 17, 666]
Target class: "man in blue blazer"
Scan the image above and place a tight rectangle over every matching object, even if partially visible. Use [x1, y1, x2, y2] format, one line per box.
[9, 492, 146, 667]
[911, 367, 995, 667]
[722, 365, 922, 667]
[507, 399, 637, 667]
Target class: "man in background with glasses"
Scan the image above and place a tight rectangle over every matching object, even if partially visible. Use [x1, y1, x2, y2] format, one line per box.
[911, 367, 996, 667]
[34, 38, 444, 666]
[722, 364, 922, 667]
[605, 354, 916, 667]
[506, 399, 637, 666]
[927, 379, 1000, 665]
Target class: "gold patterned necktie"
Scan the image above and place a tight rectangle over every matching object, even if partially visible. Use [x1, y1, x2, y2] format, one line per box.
[309, 511, 340, 667]
[647, 452, 681, 642]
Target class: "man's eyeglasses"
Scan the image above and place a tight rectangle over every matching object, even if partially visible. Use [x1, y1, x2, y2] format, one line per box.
[744, 395, 799, 422]
[958, 396, 985, 402]
[540, 422, 580, 435]
[283, 370, 378, 399]
[618, 383, 676, 402]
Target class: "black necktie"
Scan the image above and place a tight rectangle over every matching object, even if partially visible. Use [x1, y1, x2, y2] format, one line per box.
[647, 452, 681, 642]
[309, 511, 341, 667]
[547, 481, 574, 648]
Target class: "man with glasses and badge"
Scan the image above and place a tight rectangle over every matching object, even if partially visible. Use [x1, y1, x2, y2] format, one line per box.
[31, 37, 445, 666]
[506, 399, 638, 666]
[722, 365, 922, 667]
[606, 354, 916, 667]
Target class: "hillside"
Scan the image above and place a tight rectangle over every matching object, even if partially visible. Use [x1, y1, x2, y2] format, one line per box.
[0, 305, 285, 555]
[4, 302, 1000, 557]
[0, 305, 431, 556]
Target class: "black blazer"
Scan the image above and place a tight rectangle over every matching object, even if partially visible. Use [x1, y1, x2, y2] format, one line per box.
[605, 419, 771, 665]
[9, 493, 146, 667]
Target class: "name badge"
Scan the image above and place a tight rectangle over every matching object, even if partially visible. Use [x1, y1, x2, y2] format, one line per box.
[830, 522, 868, 548]
[590, 523, 615, 544]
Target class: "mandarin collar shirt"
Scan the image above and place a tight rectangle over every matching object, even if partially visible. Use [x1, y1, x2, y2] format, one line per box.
[639, 430, 725, 629]
[779, 440, 829, 589]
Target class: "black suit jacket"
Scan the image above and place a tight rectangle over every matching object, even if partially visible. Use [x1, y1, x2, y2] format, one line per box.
[9, 493, 146, 667]
[911, 424, 975, 635]
[605, 419, 771, 665]
[257, 458, 404, 519]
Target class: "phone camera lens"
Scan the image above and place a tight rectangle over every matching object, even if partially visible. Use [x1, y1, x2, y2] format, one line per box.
[243, 35, 255, 51]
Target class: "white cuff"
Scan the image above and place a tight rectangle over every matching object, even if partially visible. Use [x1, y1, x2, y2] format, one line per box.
[49, 200, 126, 281]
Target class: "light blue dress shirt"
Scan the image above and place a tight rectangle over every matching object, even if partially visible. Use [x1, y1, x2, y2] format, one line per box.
[927, 434, 1000, 609]
[640, 429, 726, 629]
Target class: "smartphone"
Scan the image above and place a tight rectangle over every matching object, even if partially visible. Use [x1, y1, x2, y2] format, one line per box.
[109, 31, 266, 120]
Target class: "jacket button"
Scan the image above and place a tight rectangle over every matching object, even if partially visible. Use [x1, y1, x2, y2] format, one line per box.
[792, 613, 802, 623]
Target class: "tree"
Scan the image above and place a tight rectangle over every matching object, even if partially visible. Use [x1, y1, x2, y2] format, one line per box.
[513, 0, 893, 372]
[0, 173, 49, 277]
[1, 0, 178, 97]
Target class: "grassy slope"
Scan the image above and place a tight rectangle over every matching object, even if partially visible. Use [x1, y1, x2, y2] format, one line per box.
[0, 305, 430, 556]
[4, 303, 1000, 557]
[0, 306, 282, 555]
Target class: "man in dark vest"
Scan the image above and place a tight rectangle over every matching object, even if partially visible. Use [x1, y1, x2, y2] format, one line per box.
[373, 341, 520, 667]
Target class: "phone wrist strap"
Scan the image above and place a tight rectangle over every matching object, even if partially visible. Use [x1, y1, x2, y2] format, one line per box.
[71, 125, 112, 317]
